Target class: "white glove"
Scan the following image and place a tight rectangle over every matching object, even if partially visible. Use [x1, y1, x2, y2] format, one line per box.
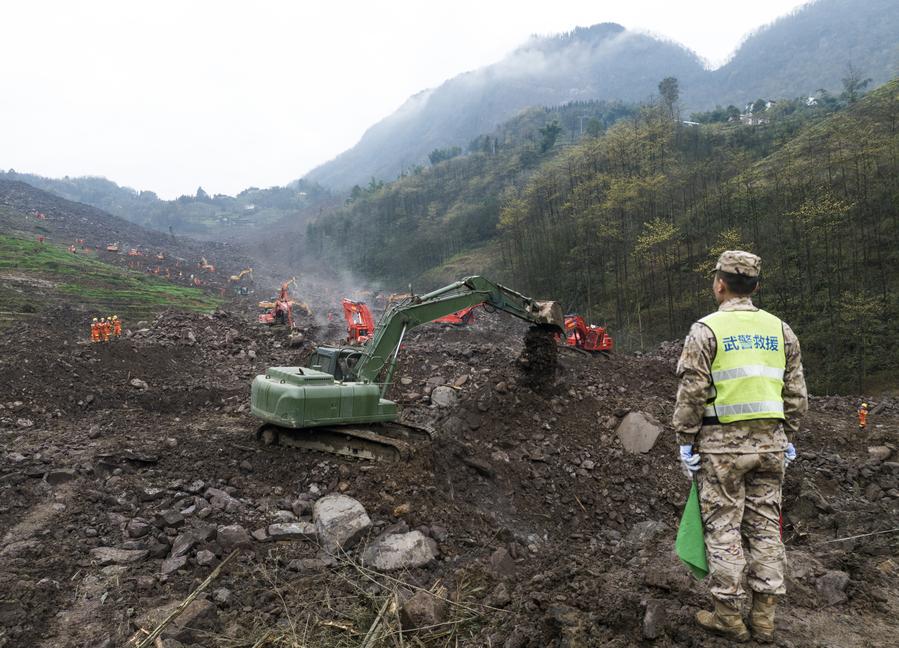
[679, 444, 701, 478]
[784, 443, 796, 469]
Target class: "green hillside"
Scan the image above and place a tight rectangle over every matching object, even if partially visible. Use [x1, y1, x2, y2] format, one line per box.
[308, 79, 899, 394]
[0, 236, 220, 324]
[305, 0, 899, 189]
[0, 172, 333, 238]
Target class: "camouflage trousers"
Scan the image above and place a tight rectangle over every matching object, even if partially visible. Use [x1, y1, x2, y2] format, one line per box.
[697, 451, 786, 603]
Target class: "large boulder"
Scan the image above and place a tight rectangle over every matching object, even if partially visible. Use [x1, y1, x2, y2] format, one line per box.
[313, 495, 372, 553]
[361, 531, 438, 571]
[616, 412, 663, 454]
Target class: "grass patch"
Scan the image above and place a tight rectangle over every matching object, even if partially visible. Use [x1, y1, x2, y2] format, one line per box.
[0, 235, 221, 319]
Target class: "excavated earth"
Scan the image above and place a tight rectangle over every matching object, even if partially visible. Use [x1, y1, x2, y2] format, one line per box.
[0, 306, 897, 648]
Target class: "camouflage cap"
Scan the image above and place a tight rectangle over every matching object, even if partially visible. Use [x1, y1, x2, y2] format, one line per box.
[715, 250, 761, 277]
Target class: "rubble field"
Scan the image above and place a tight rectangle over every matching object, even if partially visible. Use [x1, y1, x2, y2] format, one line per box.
[1, 306, 897, 648]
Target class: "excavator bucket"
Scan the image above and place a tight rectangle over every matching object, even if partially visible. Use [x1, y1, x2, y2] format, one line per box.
[532, 300, 565, 331]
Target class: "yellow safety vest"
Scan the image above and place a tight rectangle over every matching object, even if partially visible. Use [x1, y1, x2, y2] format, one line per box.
[699, 309, 786, 424]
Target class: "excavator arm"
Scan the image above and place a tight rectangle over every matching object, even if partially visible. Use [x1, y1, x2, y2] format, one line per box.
[353, 276, 563, 390]
[251, 275, 562, 459]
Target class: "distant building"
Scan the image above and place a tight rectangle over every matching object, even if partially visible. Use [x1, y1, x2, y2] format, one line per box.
[739, 99, 775, 126]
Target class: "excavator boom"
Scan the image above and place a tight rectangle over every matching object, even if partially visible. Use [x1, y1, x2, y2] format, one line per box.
[353, 276, 562, 387]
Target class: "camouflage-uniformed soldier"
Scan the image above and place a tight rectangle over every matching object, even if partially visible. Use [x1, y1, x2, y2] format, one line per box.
[673, 250, 808, 643]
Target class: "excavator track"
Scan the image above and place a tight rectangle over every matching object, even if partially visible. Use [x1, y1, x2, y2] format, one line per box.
[256, 422, 433, 462]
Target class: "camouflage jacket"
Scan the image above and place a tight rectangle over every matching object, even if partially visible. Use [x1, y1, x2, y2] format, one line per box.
[673, 297, 808, 453]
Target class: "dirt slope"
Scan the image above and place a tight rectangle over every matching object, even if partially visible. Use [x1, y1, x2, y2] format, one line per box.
[0, 308, 896, 647]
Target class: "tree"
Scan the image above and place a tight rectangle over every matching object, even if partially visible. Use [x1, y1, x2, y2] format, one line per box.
[585, 117, 604, 137]
[840, 63, 872, 104]
[751, 99, 768, 115]
[658, 77, 679, 119]
[196, 186, 209, 201]
[428, 147, 462, 165]
[538, 121, 562, 152]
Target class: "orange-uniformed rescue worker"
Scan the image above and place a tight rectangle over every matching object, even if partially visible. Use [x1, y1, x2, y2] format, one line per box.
[100, 317, 110, 343]
[112, 315, 122, 337]
[858, 403, 869, 430]
[673, 250, 808, 643]
[90, 317, 100, 343]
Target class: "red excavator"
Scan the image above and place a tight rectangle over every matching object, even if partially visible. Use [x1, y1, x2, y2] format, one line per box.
[259, 278, 300, 327]
[343, 299, 376, 344]
[434, 304, 479, 325]
[560, 315, 613, 355]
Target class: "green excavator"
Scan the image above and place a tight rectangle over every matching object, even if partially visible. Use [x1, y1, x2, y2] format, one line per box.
[250, 276, 563, 460]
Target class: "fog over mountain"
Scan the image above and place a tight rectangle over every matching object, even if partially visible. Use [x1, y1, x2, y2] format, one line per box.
[306, 0, 898, 189]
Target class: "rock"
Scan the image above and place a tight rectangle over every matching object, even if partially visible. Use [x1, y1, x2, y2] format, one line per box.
[486, 582, 512, 608]
[16, 417, 34, 428]
[146, 541, 170, 559]
[251, 528, 269, 542]
[44, 468, 77, 484]
[161, 555, 188, 575]
[868, 446, 892, 462]
[400, 590, 448, 631]
[267, 522, 317, 540]
[196, 550, 216, 566]
[0, 600, 26, 625]
[138, 486, 166, 502]
[291, 497, 312, 517]
[616, 412, 663, 453]
[129, 378, 149, 390]
[400, 377, 413, 386]
[213, 587, 231, 605]
[164, 599, 217, 642]
[816, 570, 850, 605]
[581, 460, 595, 471]
[127, 518, 152, 538]
[288, 558, 327, 572]
[217, 524, 252, 552]
[205, 487, 242, 512]
[488, 547, 516, 578]
[169, 532, 197, 558]
[642, 599, 667, 640]
[361, 531, 438, 571]
[314, 494, 372, 553]
[627, 520, 668, 546]
[430, 525, 449, 542]
[271, 510, 297, 523]
[193, 524, 217, 542]
[430, 385, 457, 408]
[90, 547, 149, 566]
[494, 381, 509, 394]
[154, 509, 185, 528]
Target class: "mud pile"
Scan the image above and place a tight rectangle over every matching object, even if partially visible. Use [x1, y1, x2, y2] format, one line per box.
[0, 309, 897, 647]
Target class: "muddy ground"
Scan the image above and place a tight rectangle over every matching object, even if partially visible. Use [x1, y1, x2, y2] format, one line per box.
[0, 304, 897, 648]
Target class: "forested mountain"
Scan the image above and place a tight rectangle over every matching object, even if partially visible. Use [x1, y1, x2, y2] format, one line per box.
[308, 78, 899, 394]
[711, 0, 899, 107]
[0, 171, 333, 239]
[305, 0, 899, 189]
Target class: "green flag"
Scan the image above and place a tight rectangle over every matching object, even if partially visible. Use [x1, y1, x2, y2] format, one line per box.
[675, 481, 708, 579]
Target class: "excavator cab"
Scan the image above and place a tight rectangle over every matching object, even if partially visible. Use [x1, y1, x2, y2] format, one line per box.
[305, 347, 364, 382]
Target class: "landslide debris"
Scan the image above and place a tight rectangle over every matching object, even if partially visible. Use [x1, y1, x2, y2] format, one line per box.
[0, 309, 896, 647]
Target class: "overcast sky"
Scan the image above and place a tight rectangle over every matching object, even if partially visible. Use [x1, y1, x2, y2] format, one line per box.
[1, 0, 811, 198]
